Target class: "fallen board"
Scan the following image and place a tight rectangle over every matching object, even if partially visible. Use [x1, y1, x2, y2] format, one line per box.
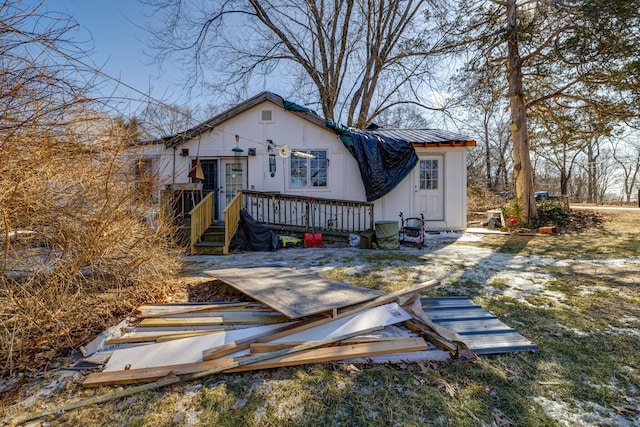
[224, 338, 429, 373]
[102, 303, 410, 372]
[202, 303, 411, 361]
[82, 337, 427, 387]
[421, 296, 538, 354]
[204, 267, 385, 319]
[102, 323, 296, 372]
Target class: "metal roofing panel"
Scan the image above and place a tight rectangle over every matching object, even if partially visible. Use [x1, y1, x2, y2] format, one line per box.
[421, 297, 538, 354]
[364, 128, 475, 144]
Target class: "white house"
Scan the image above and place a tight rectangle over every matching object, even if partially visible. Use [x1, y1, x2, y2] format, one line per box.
[132, 91, 476, 233]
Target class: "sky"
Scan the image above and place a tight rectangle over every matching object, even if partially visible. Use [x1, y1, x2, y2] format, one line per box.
[42, 0, 196, 116]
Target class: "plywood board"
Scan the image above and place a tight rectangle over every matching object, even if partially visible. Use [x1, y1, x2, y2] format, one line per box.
[204, 267, 385, 319]
[135, 302, 257, 318]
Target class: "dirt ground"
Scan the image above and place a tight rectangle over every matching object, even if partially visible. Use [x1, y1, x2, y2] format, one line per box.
[1, 203, 639, 426]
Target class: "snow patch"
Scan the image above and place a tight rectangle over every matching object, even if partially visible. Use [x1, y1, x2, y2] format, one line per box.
[532, 396, 637, 427]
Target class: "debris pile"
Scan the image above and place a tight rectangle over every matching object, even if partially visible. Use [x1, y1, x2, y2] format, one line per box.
[77, 267, 538, 390]
[79, 267, 468, 387]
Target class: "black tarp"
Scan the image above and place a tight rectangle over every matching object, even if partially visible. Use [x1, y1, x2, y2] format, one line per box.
[350, 131, 418, 202]
[231, 210, 280, 252]
[325, 120, 418, 202]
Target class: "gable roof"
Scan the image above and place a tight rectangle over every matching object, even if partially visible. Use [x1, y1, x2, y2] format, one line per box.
[142, 91, 476, 149]
[164, 91, 326, 148]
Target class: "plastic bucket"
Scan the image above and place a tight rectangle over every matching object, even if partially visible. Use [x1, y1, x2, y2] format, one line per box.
[375, 221, 399, 249]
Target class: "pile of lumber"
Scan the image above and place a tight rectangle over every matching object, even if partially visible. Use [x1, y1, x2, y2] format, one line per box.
[80, 267, 470, 388]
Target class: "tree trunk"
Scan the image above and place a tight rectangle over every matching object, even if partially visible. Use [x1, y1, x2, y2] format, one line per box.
[483, 112, 493, 191]
[506, 0, 537, 223]
[586, 141, 597, 203]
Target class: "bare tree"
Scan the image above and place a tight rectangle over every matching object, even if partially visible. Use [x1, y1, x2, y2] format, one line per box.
[144, 0, 448, 128]
[452, 62, 512, 193]
[447, 0, 640, 223]
[1, 1, 179, 375]
[611, 138, 640, 203]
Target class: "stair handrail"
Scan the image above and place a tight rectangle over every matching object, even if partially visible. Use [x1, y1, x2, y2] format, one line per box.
[188, 192, 214, 255]
[223, 191, 243, 254]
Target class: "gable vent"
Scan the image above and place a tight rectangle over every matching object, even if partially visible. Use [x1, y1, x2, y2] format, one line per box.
[260, 109, 273, 122]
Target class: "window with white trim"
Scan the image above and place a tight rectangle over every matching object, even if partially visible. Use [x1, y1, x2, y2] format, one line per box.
[290, 150, 328, 188]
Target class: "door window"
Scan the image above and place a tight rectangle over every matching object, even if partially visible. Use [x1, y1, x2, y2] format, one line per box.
[419, 159, 438, 190]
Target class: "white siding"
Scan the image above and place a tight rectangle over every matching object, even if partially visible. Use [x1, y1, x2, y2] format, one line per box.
[129, 99, 469, 228]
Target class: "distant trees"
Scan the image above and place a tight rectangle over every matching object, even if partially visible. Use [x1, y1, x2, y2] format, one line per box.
[448, 0, 640, 219]
[611, 137, 640, 203]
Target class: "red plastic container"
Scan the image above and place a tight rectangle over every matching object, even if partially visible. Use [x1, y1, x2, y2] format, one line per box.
[304, 233, 322, 247]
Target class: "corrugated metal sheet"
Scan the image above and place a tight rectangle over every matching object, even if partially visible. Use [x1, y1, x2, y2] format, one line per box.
[365, 129, 476, 145]
[421, 297, 538, 354]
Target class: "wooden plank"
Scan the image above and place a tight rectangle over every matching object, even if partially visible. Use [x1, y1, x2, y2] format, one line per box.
[137, 315, 288, 327]
[224, 338, 428, 372]
[135, 302, 257, 318]
[105, 330, 224, 344]
[84, 326, 384, 387]
[149, 308, 277, 319]
[249, 337, 402, 353]
[202, 280, 441, 361]
[126, 325, 240, 333]
[204, 267, 386, 319]
[83, 357, 235, 387]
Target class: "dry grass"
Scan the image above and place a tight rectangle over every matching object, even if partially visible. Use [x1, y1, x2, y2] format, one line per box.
[1, 207, 639, 426]
[0, 115, 183, 376]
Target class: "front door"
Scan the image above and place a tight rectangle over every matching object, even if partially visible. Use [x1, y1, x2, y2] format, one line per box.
[219, 158, 247, 218]
[198, 159, 219, 218]
[413, 156, 444, 220]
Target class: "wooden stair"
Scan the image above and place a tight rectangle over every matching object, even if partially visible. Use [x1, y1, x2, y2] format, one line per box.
[192, 222, 225, 255]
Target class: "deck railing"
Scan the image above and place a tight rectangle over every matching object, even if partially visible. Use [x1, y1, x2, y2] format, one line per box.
[223, 192, 243, 254]
[242, 190, 374, 237]
[188, 192, 214, 255]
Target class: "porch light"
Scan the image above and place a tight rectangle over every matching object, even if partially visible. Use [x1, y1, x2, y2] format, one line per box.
[269, 154, 277, 177]
[232, 134, 244, 172]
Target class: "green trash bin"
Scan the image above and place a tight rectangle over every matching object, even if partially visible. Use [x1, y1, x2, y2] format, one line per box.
[375, 221, 399, 249]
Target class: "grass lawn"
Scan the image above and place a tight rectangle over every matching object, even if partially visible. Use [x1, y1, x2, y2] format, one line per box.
[3, 206, 639, 426]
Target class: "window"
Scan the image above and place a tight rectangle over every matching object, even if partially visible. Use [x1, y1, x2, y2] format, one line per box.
[290, 150, 327, 188]
[134, 158, 154, 201]
[419, 159, 438, 190]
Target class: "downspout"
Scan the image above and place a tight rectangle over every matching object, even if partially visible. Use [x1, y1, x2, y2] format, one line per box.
[172, 146, 176, 185]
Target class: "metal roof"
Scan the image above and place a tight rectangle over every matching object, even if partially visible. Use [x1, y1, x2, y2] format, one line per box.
[364, 128, 476, 146]
[421, 296, 538, 354]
